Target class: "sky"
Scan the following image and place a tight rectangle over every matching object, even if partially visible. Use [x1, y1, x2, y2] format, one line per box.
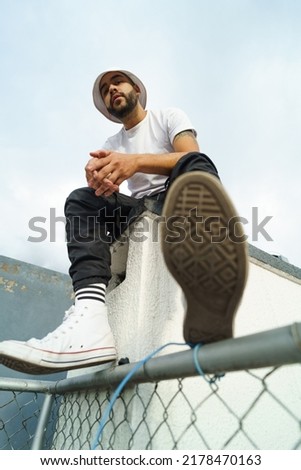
[0, 0, 301, 275]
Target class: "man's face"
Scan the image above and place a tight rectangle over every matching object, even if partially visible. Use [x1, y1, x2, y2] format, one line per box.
[99, 72, 140, 120]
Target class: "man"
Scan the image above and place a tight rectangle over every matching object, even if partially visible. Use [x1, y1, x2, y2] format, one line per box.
[0, 70, 248, 374]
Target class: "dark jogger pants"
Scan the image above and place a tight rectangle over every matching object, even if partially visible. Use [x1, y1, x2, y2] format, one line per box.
[65, 152, 219, 290]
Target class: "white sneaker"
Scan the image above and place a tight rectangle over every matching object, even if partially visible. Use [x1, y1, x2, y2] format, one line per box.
[0, 304, 117, 374]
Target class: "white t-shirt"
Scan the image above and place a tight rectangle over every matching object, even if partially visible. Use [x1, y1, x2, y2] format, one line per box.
[102, 108, 196, 198]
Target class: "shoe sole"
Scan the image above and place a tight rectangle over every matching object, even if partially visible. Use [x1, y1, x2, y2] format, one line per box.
[161, 172, 248, 344]
[0, 343, 117, 375]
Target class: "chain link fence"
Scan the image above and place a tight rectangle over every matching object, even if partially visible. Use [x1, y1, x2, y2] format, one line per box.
[0, 390, 41, 450]
[49, 367, 301, 450]
[1, 324, 301, 450]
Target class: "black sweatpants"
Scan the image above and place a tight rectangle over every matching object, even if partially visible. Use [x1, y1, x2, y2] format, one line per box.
[65, 152, 219, 290]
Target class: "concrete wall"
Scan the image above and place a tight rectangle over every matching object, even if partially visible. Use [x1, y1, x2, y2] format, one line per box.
[0, 256, 73, 449]
[106, 211, 301, 362]
[0, 255, 73, 381]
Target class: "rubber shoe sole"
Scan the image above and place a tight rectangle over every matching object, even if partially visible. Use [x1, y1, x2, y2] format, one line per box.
[161, 172, 248, 344]
[0, 340, 117, 375]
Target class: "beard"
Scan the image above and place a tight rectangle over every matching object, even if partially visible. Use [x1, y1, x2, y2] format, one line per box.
[107, 90, 139, 120]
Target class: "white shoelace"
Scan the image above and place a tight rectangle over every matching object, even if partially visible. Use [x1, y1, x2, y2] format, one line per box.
[30, 305, 82, 343]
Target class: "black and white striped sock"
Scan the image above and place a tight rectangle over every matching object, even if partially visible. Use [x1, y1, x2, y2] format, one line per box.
[75, 283, 106, 311]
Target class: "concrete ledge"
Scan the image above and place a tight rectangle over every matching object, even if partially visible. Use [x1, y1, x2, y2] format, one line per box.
[109, 213, 301, 292]
[105, 212, 301, 365]
[107, 211, 185, 363]
[248, 244, 301, 283]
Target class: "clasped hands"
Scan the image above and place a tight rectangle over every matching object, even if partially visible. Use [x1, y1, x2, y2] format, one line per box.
[85, 150, 137, 197]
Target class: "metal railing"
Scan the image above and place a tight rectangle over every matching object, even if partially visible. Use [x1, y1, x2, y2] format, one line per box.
[1, 323, 301, 450]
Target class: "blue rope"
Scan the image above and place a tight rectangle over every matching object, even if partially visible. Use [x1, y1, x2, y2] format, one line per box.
[193, 343, 225, 384]
[91, 340, 224, 449]
[91, 342, 187, 449]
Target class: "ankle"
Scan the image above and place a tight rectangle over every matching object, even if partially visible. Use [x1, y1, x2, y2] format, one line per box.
[75, 283, 107, 314]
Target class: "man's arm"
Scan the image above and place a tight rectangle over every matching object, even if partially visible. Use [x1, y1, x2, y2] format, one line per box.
[134, 130, 199, 175]
[86, 130, 199, 196]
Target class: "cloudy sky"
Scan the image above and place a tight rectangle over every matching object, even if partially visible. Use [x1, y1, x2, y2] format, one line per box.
[1, 0, 300, 274]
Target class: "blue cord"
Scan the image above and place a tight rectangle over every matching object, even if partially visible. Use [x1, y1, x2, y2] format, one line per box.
[193, 343, 207, 378]
[91, 340, 224, 449]
[193, 343, 225, 384]
[91, 342, 188, 449]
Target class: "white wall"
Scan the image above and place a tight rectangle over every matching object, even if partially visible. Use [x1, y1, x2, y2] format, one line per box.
[107, 211, 301, 358]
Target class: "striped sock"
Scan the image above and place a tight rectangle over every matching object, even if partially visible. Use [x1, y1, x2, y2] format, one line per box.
[75, 283, 106, 312]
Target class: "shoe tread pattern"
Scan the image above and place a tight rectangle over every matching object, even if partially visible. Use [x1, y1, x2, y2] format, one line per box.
[162, 173, 248, 344]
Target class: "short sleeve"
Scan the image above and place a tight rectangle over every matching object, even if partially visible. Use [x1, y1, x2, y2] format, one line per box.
[166, 107, 197, 144]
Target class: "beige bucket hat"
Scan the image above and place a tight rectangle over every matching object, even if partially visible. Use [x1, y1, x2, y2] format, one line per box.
[92, 69, 147, 123]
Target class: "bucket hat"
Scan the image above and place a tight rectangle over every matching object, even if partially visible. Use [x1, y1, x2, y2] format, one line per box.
[92, 69, 147, 123]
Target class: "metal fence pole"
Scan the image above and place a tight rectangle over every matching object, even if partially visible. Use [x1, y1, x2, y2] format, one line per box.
[1, 323, 300, 396]
[53, 322, 301, 394]
[0, 377, 54, 392]
[31, 394, 54, 450]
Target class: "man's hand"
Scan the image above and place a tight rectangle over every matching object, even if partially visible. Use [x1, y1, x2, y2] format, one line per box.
[85, 150, 118, 197]
[86, 149, 137, 196]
